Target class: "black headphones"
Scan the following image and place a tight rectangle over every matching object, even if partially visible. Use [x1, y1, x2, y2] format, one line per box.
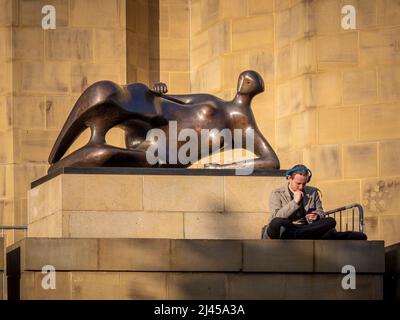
[285, 166, 312, 183]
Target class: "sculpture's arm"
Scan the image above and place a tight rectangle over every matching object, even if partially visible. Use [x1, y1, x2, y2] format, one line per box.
[205, 127, 280, 170]
[152, 82, 219, 105]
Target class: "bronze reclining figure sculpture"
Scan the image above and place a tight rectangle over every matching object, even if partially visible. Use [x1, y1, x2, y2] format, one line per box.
[48, 70, 280, 173]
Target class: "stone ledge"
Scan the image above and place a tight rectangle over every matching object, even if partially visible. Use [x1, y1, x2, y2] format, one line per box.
[314, 240, 385, 273]
[18, 271, 383, 300]
[31, 167, 287, 189]
[7, 238, 385, 273]
[243, 240, 314, 272]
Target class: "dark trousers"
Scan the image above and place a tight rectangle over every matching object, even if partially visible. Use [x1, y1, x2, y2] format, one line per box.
[266, 217, 367, 240]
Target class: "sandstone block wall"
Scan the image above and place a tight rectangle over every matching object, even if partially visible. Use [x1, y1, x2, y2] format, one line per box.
[189, 0, 400, 245]
[27, 173, 284, 239]
[0, 237, 4, 299]
[7, 238, 385, 300]
[0, 0, 399, 246]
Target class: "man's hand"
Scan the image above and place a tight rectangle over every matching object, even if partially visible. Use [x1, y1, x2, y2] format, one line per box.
[305, 212, 319, 222]
[152, 82, 168, 94]
[293, 190, 303, 204]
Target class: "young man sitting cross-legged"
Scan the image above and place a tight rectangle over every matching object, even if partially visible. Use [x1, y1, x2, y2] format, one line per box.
[262, 164, 367, 240]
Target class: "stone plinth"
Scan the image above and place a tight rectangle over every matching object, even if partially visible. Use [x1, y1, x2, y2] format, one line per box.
[6, 238, 384, 300]
[28, 168, 285, 239]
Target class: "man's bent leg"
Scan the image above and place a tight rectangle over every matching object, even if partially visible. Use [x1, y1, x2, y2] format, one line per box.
[292, 217, 337, 239]
[322, 230, 368, 240]
[266, 218, 297, 239]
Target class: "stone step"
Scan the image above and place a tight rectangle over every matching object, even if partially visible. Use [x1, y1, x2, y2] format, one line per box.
[19, 271, 383, 300]
[6, 238, 385, 300]
[7, 238, 385, 273]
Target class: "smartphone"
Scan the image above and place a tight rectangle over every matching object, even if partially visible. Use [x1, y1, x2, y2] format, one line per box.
[306, 208, 317, 224]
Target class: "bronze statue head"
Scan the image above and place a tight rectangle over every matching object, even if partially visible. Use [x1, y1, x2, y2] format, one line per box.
[236, 70, 265, 97]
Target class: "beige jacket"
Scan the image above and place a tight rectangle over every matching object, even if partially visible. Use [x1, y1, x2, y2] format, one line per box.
[268, 184, 324, 223]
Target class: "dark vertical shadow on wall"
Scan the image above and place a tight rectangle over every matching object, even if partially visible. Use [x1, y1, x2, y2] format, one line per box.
[7, 247, 20, 300]
[125, 0, 160, 85]
[125, 0, 137, 83]
[149, 0, 160, 85]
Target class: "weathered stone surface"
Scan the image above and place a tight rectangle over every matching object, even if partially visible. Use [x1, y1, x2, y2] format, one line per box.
[228, 273, 382, 300]
[46, 29, 93, 61]
[228, 274, 286, 299]
[22, 238, 99, 271]
[317, 107, 358, 144]
[120, 272, 167, 300]
[377, 0, 400, 26]
[317, 33, 358, 69]
[184, 212, 267, 239]
[380, 140, 400, 177]
[361, 177, 400, 219]
[303, 145, 342, 180]
[167, 273, 227, 299]
[171, 239, 242, 271]
[13, 28, 43, 60]
[284, 274, 383, 300]
[343, 69, 377, 105]
[21, 62, 70, 93]
[62, 174, 143, 211]
[343, 143, 378, 178]
[144, 175, 223, 212]
[72, 272, 120, 300]
[379, 66, 400, 101]
[232, 15, 274, 51]
[98, 239, 171, 271]
[12, 96, 45, 129]
[27, 211, 64, 238]
[314, 240, 385, 273]
[65, 211, 184, 239]
[380, 215, 400, 247]
[360, 103, 400, 141]
[360, 28, 400, 66]
[21, 271, 72, 300]
[70, 0, 120, 28]
[71, 63, 121, 93]
[28, 175, 62, 224]
[224, 177, 283, 212]
[313, 180, 360, 211]
[243, 240, 313, 272]
[20, 0, 69, 27]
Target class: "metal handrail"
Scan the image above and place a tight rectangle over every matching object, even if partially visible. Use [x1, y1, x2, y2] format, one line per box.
[0, 226, 28, 230]
[0, 226, 28, 239]
[320, 203, 365, 234]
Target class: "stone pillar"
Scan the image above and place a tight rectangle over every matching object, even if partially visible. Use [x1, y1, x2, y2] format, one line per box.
[0, 0, 128, 245]
[126, 0, 190, 93]
[0, 0, 16, 245]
